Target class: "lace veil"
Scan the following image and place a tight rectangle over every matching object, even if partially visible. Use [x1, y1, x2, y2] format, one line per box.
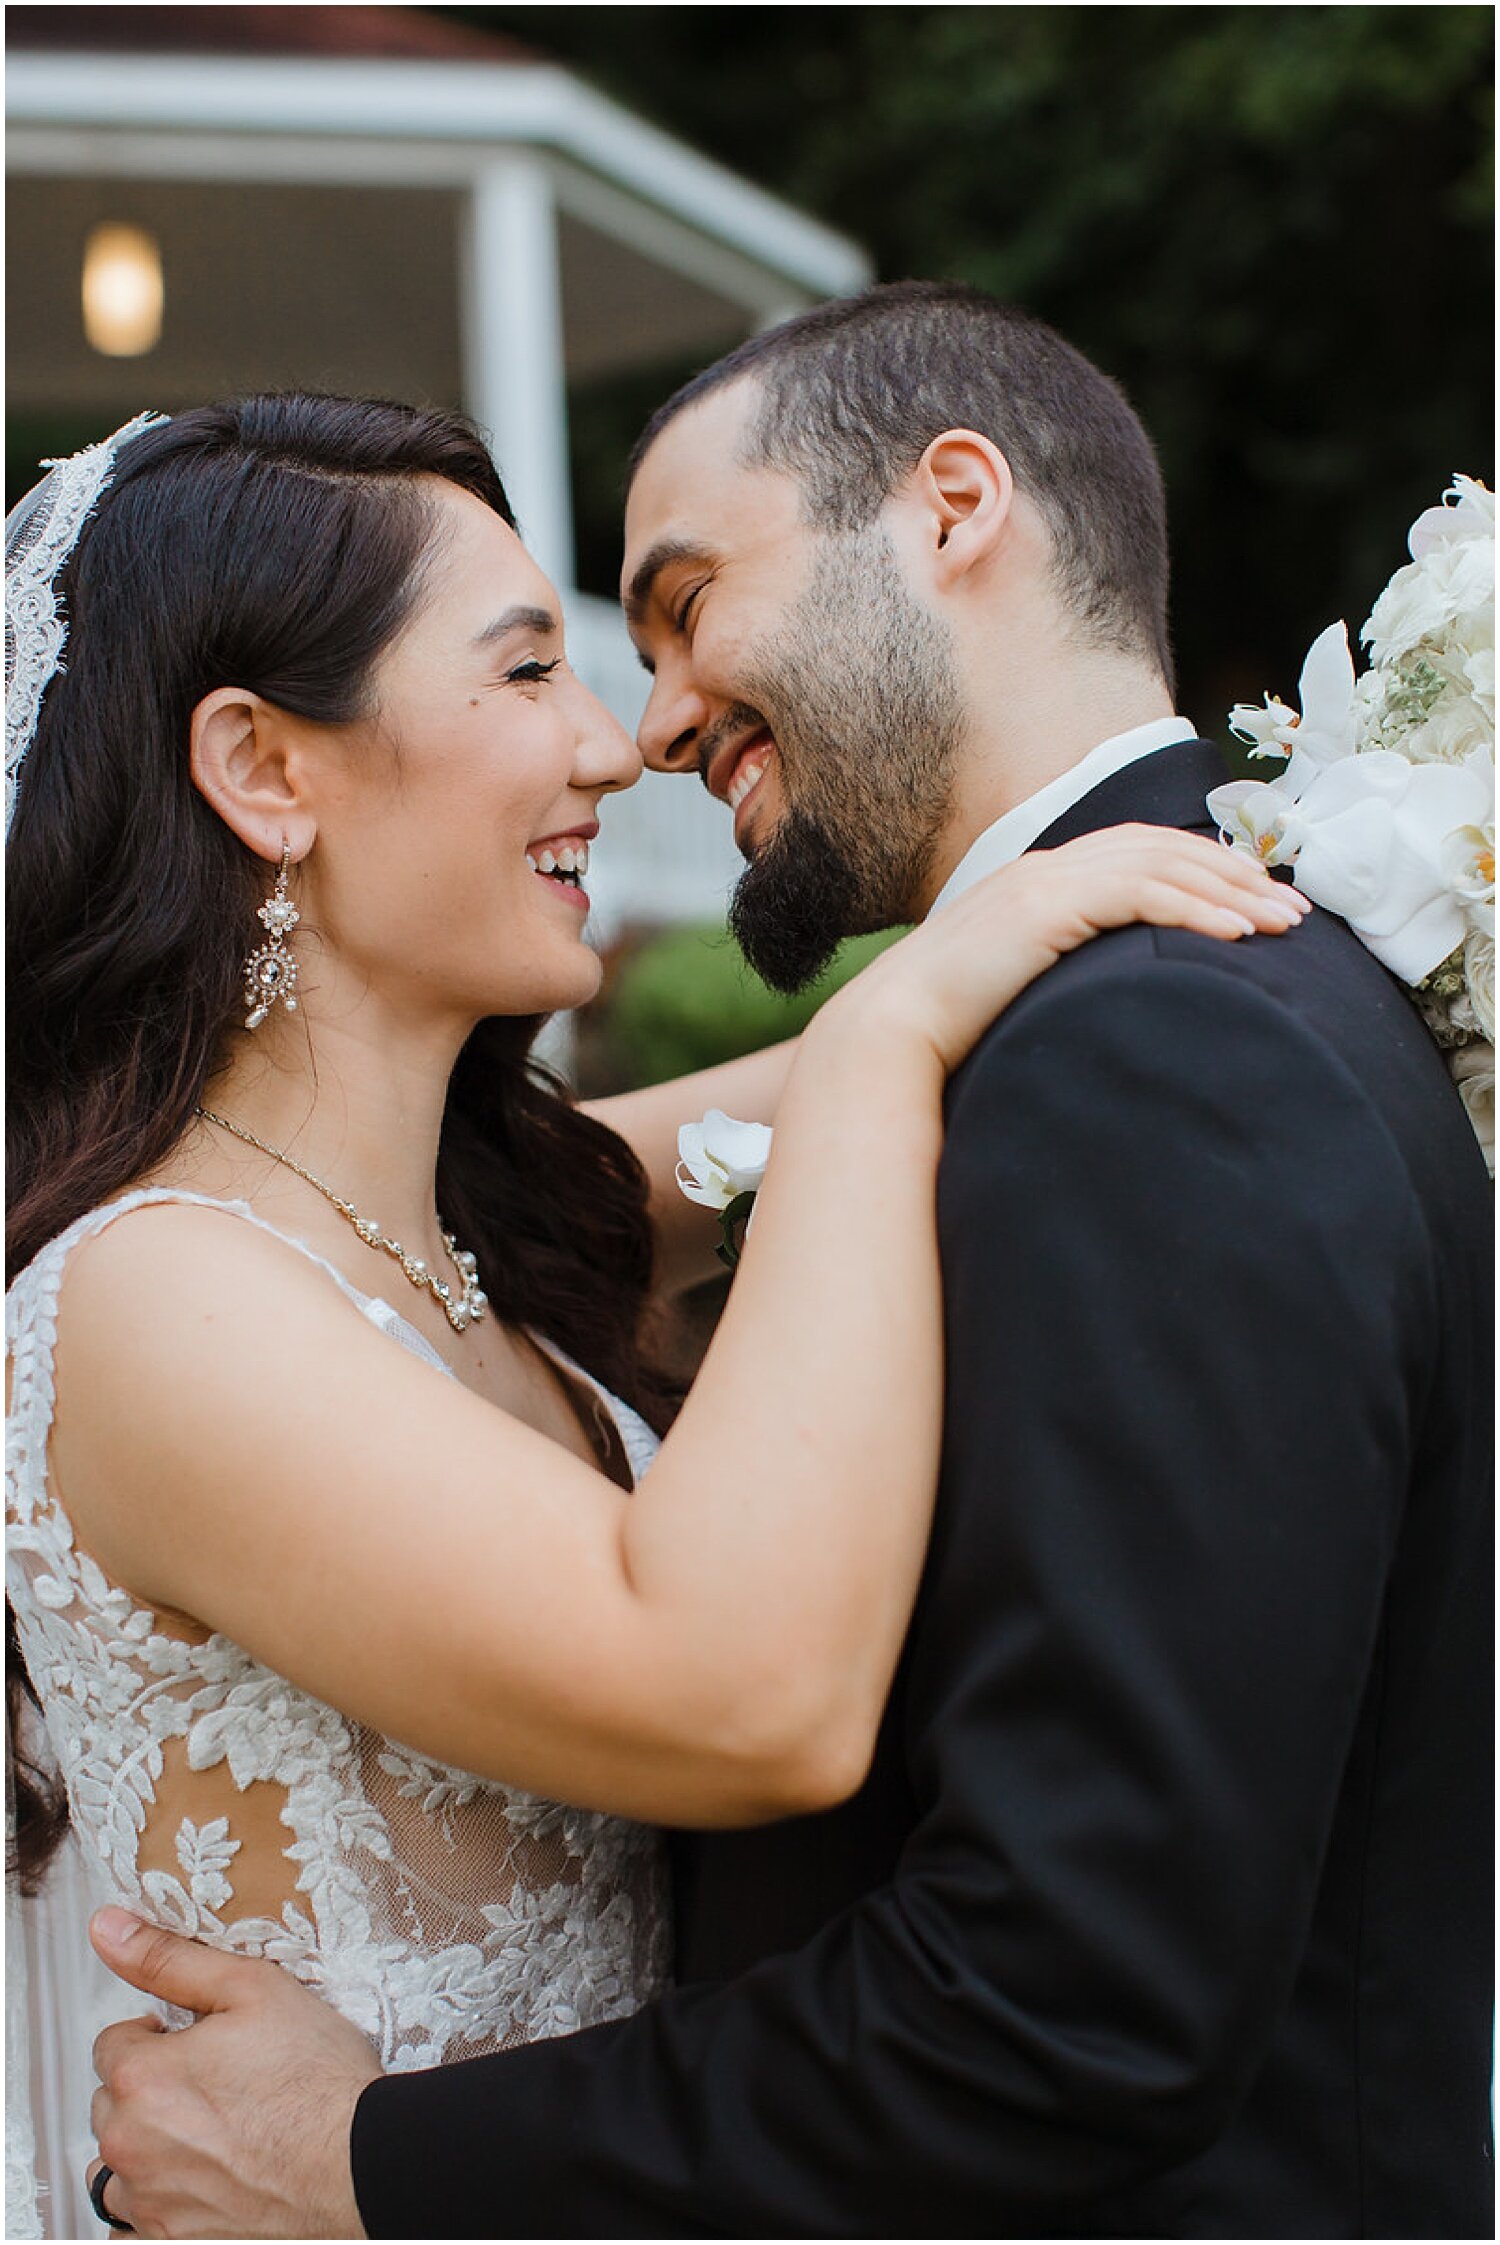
[6, 411, 165, 2237]
[5, 411, 165, 837]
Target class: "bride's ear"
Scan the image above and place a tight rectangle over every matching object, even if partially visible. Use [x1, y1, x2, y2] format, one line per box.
[190, 687, 316, 865]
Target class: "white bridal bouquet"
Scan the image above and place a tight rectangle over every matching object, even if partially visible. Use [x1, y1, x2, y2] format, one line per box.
[1209, 475, 1495, 1173]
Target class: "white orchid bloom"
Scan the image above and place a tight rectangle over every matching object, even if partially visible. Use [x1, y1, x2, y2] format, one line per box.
[1282, 621, 1360, 793]
[1215, 475, 1493, 1174]
[675, 1108, 774, 1211]
[1228, 694, 1302, 762]
[1408, 474, 1496, 561]
[1282, 751, 1493, 984]
[1440, 807, 1496, 940]
[1226, 622, 1357, 794]
[1205, 776, 1299, 866]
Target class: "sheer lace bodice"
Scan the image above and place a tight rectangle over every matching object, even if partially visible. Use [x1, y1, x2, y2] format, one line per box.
[6, 1191, 671, 2076]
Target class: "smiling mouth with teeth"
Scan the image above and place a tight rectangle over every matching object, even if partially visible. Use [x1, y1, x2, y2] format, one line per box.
[727, 763, 763, 812]
[526, 840, 590, 890]
[726, 739, 775, 818]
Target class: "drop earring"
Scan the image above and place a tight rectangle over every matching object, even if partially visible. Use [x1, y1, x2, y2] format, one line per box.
[242, 838, 301, 1029]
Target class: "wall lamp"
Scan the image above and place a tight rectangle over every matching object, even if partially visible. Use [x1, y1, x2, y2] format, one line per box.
[82, 223, 163, 356]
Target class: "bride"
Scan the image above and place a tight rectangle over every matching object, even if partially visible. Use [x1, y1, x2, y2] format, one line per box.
[4, 395, 1298, 2238]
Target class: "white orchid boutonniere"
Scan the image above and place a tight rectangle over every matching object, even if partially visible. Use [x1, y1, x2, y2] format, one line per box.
[1209, 475, 1496, 1174]
[676, 1108, 774, 1268]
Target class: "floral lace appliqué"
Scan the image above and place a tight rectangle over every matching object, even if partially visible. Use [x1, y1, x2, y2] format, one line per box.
[6, 1192, 671, 2070]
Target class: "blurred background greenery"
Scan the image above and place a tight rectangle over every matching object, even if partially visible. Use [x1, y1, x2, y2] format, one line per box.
[577, 925, 904, 1091]
[445, 2, 1491, 1088]
[10, 7, 1492, 1091]
[444, 4, 1492, 715]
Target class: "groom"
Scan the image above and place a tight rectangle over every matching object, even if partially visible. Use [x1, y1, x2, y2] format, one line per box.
[88, 285, 1492, 2237]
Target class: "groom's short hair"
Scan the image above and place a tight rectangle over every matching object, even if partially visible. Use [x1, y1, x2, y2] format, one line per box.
[632, 281, 1174, 690]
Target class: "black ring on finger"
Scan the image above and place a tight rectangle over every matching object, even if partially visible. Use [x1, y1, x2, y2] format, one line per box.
[89, 2161, 137, 2234]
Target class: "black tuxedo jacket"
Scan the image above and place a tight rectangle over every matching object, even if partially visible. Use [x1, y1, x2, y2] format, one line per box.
[353, 742, 1493, 2238]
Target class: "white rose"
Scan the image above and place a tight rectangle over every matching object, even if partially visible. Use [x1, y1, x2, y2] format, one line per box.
[1462, 645, 1496, 728]
[1403, 688, 1495, 766]
[1440, 986, 1481, 1041]
[676, 1109, 774, 1211]
[1436, 534, 1497, 628]
[1463, 929, 1496, 1042]
[1363, 538, 1495, 668]
[1363, 560, 1448, 667]
[1447, 585, 1496, 658]
[1448, 1039, 1495, 1176]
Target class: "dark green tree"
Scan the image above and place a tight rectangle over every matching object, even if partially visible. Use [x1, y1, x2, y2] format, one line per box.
[436, 4, 1493, 731]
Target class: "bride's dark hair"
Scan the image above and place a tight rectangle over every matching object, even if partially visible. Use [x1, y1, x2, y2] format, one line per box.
[6, 393, 673, 1888]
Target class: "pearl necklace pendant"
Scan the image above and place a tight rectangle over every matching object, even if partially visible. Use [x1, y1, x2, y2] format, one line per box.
[195, 1107, 490, 1337]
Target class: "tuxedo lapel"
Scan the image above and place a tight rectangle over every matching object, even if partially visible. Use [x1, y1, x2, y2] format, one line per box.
[1031, 738, 1232, 851]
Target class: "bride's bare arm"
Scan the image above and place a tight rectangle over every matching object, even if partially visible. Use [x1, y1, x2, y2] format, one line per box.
[51, 830, 1302, 1828]
[584, 1040, 798, 1295]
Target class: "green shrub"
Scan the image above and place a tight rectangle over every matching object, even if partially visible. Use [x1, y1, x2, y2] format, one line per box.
[591, 920, 906, 1089]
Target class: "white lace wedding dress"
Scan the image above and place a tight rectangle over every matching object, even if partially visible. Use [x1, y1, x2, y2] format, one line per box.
[6, 1190, 671, 2240]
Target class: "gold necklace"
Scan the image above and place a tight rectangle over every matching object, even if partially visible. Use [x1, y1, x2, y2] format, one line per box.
[195, 1105, 489, 1335]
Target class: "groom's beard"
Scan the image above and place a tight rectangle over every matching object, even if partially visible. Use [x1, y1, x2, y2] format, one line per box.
[727, 529, 966, 994]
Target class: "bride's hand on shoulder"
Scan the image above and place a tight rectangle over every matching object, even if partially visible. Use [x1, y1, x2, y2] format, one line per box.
[819, 826, 1310, 1075]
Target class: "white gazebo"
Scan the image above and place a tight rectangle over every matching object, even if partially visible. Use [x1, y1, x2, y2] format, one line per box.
[5, 5, 873, 938]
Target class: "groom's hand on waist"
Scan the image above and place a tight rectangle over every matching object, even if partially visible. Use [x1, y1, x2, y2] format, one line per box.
[87, 1906, 379, 2239]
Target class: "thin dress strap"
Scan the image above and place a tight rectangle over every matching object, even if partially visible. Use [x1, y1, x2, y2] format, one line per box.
[5, 1188, 456, 1415]
[7, 1190, 658, 1486]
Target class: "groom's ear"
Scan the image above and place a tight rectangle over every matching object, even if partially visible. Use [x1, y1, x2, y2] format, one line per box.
[908, 429, 1016, 589]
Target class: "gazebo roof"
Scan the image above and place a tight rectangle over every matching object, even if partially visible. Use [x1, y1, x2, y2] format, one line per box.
[5, 16, 867, 304]
[5, 6, 541, 64]
[5, 5, 844, 931]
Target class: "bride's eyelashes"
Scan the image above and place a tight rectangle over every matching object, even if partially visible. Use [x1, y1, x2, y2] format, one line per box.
[504, 657, 563, 687]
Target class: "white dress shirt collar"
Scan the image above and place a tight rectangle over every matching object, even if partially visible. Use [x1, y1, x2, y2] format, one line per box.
[928, 716, 1197, 916]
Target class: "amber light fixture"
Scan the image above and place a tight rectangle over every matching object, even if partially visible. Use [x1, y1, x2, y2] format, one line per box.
[82, 223, 163, 356]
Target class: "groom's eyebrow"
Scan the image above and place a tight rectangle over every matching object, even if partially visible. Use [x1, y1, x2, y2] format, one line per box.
[472, 604, 557, 646]
[623, 539, 717, 627]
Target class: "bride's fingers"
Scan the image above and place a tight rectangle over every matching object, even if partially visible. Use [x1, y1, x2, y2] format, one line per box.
[1154, 840, 1303, 908]
[1164, 869, 1307, 930]
[1138, 859, 1311, 934]
[1100, 828, 1298, 902]
[1056, 860, 1308, 946]
[1145, 861, 1303, 924]
[845, 819, 1311, 1073]
[1063, 830, 1309, 935]
[1137, 879, 1287, 941]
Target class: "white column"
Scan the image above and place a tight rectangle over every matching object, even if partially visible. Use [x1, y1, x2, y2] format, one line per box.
[463, 158, 579, 1082]
[462, 156, 575, 594]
